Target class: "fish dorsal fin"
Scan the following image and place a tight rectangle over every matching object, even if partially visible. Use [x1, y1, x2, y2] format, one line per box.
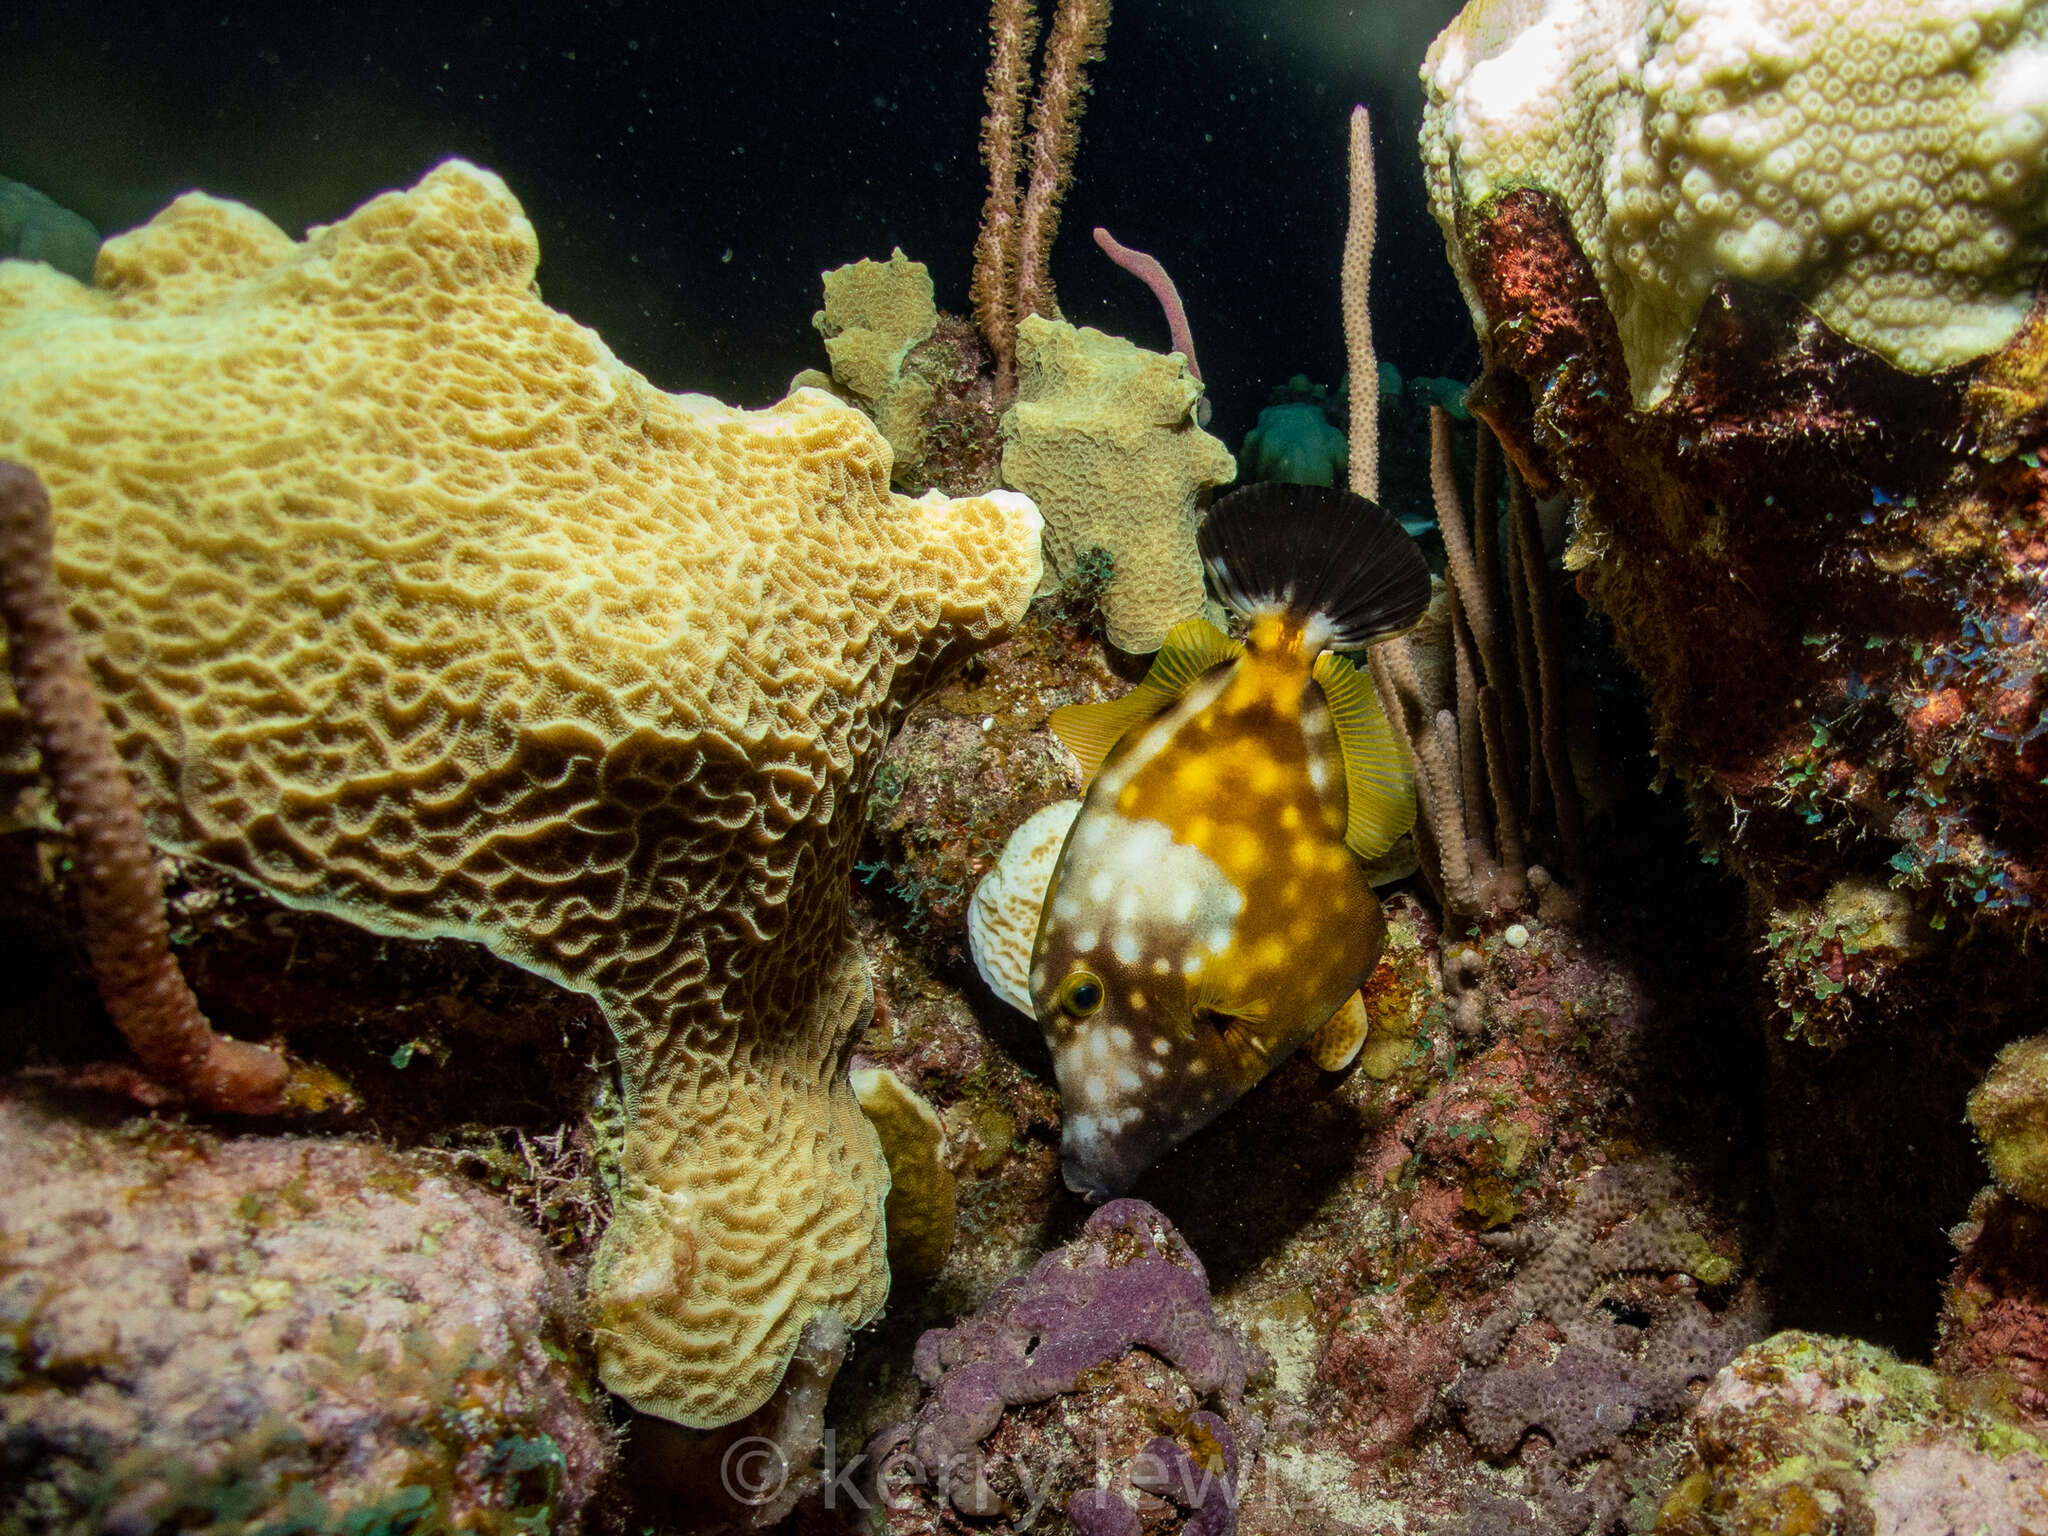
[1048, 619, 1244, 785]
[1312, 650, 1416, 861]
[1309, 990, 1369, 1072]
[1048, 687, 1177, 784]
[1147, 617, 1245, 695]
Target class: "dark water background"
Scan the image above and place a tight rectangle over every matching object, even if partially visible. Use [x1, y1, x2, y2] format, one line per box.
[2, 0, 1475, 443]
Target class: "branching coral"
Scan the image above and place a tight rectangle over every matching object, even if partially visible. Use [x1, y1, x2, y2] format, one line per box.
[1344, 106, 1582, 923]
[0, 460, 287, 1115]
[971, 0, 1114, 394]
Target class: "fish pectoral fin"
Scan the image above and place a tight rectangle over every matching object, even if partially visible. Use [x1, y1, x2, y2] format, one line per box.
[1047, 620, 1243, 785]
[1308, 990, 1370, 1072]
[1313, 650, 1417, 862]
[1192, 1000, 1279, 1079]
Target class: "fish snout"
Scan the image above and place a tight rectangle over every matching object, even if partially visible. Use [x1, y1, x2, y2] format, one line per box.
[1059, 1124, 1154, 1203]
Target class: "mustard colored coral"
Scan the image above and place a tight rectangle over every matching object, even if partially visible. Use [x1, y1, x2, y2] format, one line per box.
[852, 1065, 958, 1285]
[814, 248, 939, 480]
[1422, 0, 2048, 406]
[1970, 1033, 2048, 1208]
[1000, 315, 1235, 653]
[0, 161, 1044, 1428]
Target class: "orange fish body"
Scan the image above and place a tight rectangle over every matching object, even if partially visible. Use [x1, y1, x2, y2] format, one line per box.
[1033, 485, 1428, 1198]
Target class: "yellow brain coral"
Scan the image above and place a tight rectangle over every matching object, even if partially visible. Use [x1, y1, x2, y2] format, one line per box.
[0, 161, 1043, 1427]
[1001, 315, 1235, 653]
[1422, 0, 2048, 406]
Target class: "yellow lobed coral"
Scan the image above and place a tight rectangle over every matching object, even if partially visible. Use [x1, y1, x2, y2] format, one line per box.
[0, 161, 1043, 1427]
[851, 1065, 958, 1285]
[1001, 315, 1235, 653]
[1969, 1032, 2048, 1207]
[814, 248, 938, 481]
[1422, 0, 2048, 406]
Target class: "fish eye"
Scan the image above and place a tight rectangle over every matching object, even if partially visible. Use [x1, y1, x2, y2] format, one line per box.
[1059, 971, 1106, 1018]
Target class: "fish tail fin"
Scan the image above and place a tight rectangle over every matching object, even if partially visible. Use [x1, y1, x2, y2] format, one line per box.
[1199, 483, 1429, 650]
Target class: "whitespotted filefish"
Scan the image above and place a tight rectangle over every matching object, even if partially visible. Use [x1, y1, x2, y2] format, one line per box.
[1031, 483, 1429, 1199]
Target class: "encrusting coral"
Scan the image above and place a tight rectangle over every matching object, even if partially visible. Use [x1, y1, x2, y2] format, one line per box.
[0, 461, 288, 1115]
[1423, 0, 2048, 407]
[1001, 314, 1236, 653]
[0, 160, 1045, 1428]
[0, 1085, 615, 1533]
[1416, 0, 2048, 1342]
[1656, 1331, 2048, 1534]
[1455, 1162, 1761, 1518]
[872, 1199, 1261, 1534]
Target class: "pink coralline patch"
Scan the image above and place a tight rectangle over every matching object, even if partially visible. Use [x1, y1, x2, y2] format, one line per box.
[1939, 1189, 2048, 1427]
[1313, 1292, 1478, 1454]
[1911, 688, 1967, 735]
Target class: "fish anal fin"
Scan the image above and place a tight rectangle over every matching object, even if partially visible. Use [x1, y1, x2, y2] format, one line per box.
[1313, 650, 1417, 861]
[1309, 991, 1369, 1072]
[1047, 619, 1242, 785]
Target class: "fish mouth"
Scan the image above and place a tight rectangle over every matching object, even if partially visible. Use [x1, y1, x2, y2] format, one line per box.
[1060, 1138, 1144, 1203]
[1058, 1103, 1214, 1203]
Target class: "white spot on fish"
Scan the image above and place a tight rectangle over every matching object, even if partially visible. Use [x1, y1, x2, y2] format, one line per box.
[1147, 1060, 1165, 1078]
[1113, 931, 1142, 964]
[1088, 870, 1116, 902]
[1110, 1026, 1133, 1049]
[1151, 1037, 1171, 1056]
[1151, 956, 1172, 976]
[1074, 928, 1098, 952]
[1116, 1067, 1141, 1092]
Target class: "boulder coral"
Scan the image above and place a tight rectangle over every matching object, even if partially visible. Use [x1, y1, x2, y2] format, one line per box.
[1419, 0, 2048, 1336]
[0, 1086, 614, 1532]
[1657, 1331, 2048, 1534]
[1423, 0, 2048, 407]
[0, 161, 1044, 1427]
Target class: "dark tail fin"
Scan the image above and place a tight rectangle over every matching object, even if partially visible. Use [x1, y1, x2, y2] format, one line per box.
[1198, 483, 1429, 650]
